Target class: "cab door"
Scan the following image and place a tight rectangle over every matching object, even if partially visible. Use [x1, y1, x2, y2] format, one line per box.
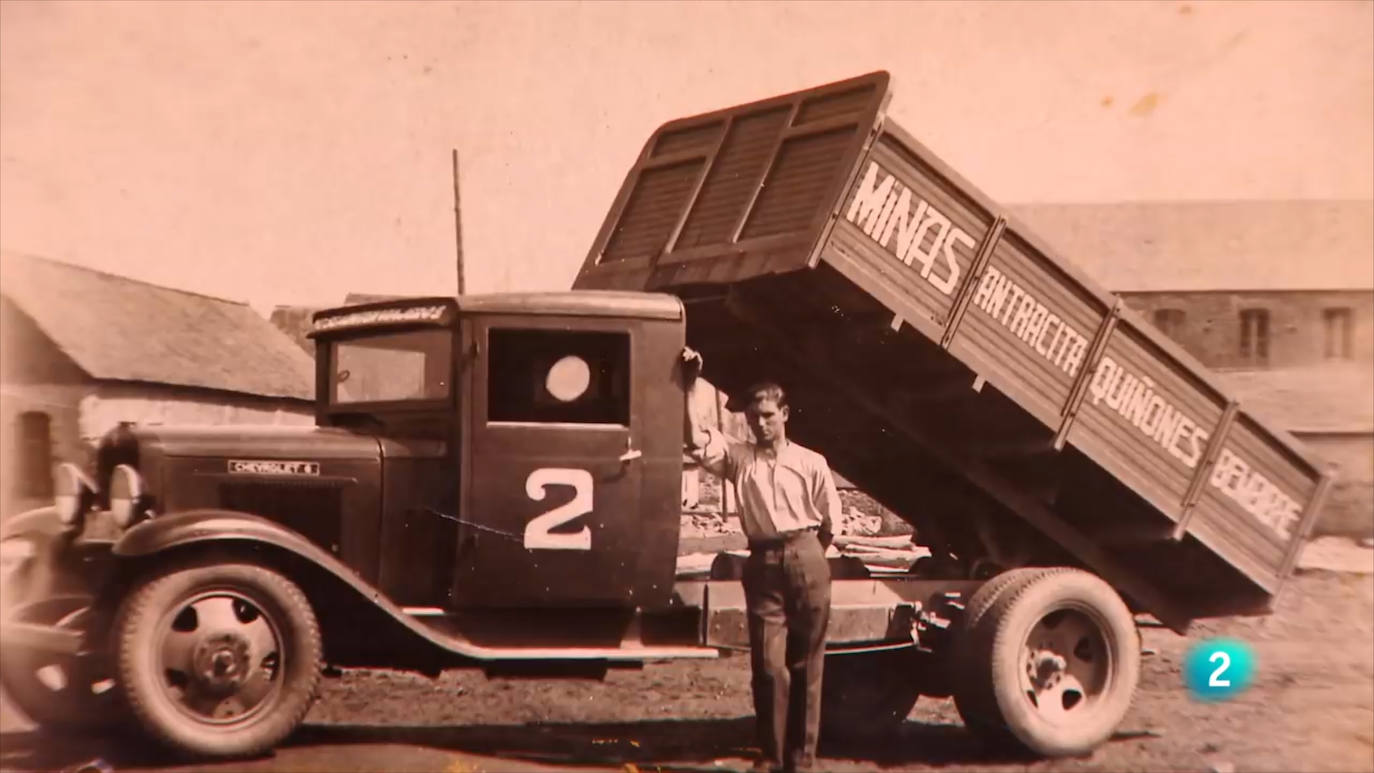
[454, 316, 644, 607]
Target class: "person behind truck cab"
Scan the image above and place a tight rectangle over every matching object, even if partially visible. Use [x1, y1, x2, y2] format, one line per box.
[681, 349, 838, 773]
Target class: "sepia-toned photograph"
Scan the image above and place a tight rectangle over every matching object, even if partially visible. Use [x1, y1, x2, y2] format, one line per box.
[1, 2, 1370, 772]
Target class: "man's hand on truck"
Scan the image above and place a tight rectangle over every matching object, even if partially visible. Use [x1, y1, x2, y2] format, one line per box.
[680, 346, 704, 384]
[681, 347, 712, 453]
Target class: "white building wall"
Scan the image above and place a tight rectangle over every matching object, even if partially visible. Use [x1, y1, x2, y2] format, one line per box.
[2, 380, 313, 519]
[77, 384, 313, 446]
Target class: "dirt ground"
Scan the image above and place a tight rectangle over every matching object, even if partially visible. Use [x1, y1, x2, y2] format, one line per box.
[2, 564, 1371, 773]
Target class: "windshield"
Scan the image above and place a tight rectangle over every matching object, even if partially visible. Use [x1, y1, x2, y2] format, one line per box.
[329, 329, 453, 405]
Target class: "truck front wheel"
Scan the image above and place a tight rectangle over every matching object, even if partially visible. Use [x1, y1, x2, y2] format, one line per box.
[954, 568, 1139, 757]
[113, 560, 322, 758]
[0, 598, 122, 731]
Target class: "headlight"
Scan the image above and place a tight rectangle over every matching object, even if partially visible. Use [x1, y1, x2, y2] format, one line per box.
[53, 463, 97, 528]
[109, 464, 149, 528]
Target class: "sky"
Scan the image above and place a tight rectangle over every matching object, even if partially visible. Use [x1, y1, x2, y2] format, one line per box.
[1, 0, 1371, 313]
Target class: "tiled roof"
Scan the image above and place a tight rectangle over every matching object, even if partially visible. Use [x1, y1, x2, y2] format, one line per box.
[1219, 363, 1374, 434]
[1010, 200, 1373, 292]
[1, 252, 315, 400]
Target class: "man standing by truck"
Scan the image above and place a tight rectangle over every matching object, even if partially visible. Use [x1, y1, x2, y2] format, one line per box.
[682, 349, 839, 773]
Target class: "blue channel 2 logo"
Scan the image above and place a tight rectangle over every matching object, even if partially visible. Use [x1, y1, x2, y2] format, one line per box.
[1183, 638, 1256, 701]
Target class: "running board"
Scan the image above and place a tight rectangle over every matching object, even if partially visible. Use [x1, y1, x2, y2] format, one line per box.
[406, 609, 719, 662]
[389, 579, 985, 662]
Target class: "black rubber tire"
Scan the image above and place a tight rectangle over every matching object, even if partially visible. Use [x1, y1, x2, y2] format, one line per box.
[0, 638, 121, 731]
[114, 560, 322, 758]
[0, 538, 122, 732]
[820, 649, 922, 743]
[963, 567, 1055, 636]
[956, 568, 1140, 757]
[951, 567, 1055, 734]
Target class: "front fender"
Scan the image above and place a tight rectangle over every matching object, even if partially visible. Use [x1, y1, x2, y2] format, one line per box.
[114, 509, 341, 565]
[112, 509, 446, 658]
[113, 509, 393, 607]
[0, 506, 69, 542]
[113, 510, 473, 662]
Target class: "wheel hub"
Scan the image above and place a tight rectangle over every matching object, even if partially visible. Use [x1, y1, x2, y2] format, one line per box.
[1019, 608, 1113, 719]
[1026, 648, 1068, 690]
[192, 634, 251, 692]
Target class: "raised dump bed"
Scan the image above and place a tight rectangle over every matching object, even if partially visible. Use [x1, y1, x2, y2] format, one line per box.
[574, 71, 1332, 631]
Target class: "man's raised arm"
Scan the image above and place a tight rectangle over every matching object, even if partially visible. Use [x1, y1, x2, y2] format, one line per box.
[681, 347, 728, 477]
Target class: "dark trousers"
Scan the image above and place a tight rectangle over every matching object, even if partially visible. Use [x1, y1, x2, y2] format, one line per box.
[742, 531, 832, 771]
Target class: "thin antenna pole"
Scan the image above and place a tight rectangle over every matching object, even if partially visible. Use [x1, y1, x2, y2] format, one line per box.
[452, 149, 465, 296]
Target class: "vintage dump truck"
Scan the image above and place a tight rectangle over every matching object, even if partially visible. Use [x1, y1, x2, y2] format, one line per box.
[1, 72, 1330, 762]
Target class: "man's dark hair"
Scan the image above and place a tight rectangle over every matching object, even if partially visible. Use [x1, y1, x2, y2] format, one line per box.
[742, 381, 788, 411]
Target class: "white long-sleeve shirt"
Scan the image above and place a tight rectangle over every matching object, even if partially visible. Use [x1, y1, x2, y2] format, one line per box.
[693, 427, 840, 542]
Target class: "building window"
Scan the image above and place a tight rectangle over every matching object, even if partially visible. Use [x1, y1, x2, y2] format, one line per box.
[488, 329, 630, 425]
[1153, 308, 1186, 339]
[1323, 307, 1353, 360]
[18, 411, 54, 498]
[1239, 308, 1270, 365]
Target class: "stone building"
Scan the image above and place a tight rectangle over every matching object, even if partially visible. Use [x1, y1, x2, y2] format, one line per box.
[1014, 200, 1373, 371]
[0, 253, 317, 517]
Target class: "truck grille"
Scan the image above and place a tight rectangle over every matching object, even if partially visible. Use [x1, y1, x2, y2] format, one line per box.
[218, 480, 344, 555]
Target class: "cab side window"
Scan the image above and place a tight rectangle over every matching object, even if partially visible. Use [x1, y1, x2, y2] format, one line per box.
[488, 329, 630, 425]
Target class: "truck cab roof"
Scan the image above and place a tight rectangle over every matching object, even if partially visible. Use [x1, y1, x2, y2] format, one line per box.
[309, 291, 683, 338]
[454, 291, 683, 321]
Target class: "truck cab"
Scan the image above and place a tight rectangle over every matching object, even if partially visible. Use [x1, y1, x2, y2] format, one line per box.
[309, 292, 687, 611]
[1, 289, 718, 759]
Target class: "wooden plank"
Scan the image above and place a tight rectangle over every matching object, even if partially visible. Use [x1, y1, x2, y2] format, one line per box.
[1172, 400, 1239, 540]
[1090, 521, 1178, 548]
[968, 436, 1056, 461]
[1277, 471, 1335, 581]
[834, 535, 919, 549]
[807, 118, 885, 271]
[1053, 300, 1121, 450]
[641, 147, 714, 170]
[781, 113, 866, 140]
[940, 217, 1006, 349]
[725, 101, 802, 243]
[885, 373, 987, 404]
[663, 114, 734, 254]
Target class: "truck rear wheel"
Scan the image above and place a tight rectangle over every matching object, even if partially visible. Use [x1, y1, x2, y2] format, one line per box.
[952, 567, 1055, 729]
[961, 567, 1052, 635]
[954, 568, 1139, 757]
[114, 560, 322, 758]
[820, 649, 922, 743]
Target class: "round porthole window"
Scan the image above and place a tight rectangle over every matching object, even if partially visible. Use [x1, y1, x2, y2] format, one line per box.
[546, 355, 591, 402]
